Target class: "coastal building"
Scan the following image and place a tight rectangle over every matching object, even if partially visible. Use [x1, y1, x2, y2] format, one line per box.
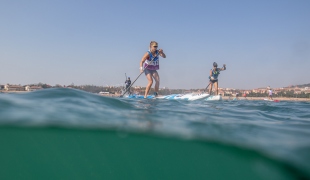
[243, 90, 250, 94]
[252, 88, 267, 93]
[218, 89, 225, 96]
[134, 86, 142, 89]
[223, 90, 233, 95]
[4, 84, 25, 91]
[25, 86, 43, 91]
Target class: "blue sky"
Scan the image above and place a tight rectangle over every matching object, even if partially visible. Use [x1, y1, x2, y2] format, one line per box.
[1, 0, 309, 89]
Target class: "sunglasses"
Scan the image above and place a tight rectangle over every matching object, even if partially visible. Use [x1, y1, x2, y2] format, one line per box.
[153, 46, 158, 48]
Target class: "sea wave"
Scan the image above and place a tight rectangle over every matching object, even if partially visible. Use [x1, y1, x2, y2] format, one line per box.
[0, 88, 310, 179]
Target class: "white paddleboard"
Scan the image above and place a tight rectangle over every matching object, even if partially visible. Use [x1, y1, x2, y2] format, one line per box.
[126, 93, 209, 101]
[205, 95, 222, 101]
[165, 93, 209, 101]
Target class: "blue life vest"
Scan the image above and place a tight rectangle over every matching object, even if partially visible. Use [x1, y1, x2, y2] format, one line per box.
[144, 50, 159, 70]
[210, 68, 220, 80]
[147, 50, 159, 62]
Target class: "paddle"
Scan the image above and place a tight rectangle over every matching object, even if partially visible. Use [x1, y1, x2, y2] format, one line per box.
[123, 73, 128, 94]
[203, 83, 211, 93]
[120, 51, 160, 97]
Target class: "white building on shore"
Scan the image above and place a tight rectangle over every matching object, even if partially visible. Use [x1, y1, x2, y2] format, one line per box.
[4, 84, 25, 91]
[25, 86, 43, 91]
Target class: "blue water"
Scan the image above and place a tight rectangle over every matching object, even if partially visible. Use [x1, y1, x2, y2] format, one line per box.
[0, 88, 310, 179]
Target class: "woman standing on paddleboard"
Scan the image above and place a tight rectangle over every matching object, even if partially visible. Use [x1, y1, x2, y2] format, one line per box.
[140, 41, 166, 98]
[209, 62, 226, 95]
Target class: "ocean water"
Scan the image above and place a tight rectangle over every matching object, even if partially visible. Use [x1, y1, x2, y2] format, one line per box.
[0, 88, 309, 180]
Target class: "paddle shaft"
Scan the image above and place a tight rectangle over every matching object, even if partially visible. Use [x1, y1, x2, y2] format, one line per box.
[123, 73, 128, 91]
[203, 82, 211, 93]
[206, 83, 211, 90]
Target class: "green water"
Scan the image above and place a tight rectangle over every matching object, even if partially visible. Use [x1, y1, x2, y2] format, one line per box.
[0, 127, 300, 180]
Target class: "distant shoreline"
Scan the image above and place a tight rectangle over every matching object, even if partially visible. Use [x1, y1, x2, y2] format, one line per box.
[221, 96, 310, 102]
[1, 90, 309, 101]
[0, 91, 28, 93]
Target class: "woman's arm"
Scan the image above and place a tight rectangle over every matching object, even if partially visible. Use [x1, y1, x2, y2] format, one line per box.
[219, 64, 226, 71]
[140, 52, 149, 72]
[158, 49, 166, 58]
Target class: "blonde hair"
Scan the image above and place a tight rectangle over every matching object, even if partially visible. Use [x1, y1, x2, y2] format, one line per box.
[150, 41, 158, 48]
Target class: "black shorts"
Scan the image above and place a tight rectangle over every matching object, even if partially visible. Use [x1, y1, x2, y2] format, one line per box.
[209, 79, 218, 83]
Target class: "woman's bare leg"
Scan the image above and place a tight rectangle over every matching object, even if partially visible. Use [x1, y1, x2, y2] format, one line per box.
[152, 71, 160, 94]
[214, 82, 219, 95]
[209, 82, 213, 95]
[144, 74, 153, 98]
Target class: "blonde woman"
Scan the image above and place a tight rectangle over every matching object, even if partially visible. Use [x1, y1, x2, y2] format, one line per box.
[140, 41, 166, 98]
